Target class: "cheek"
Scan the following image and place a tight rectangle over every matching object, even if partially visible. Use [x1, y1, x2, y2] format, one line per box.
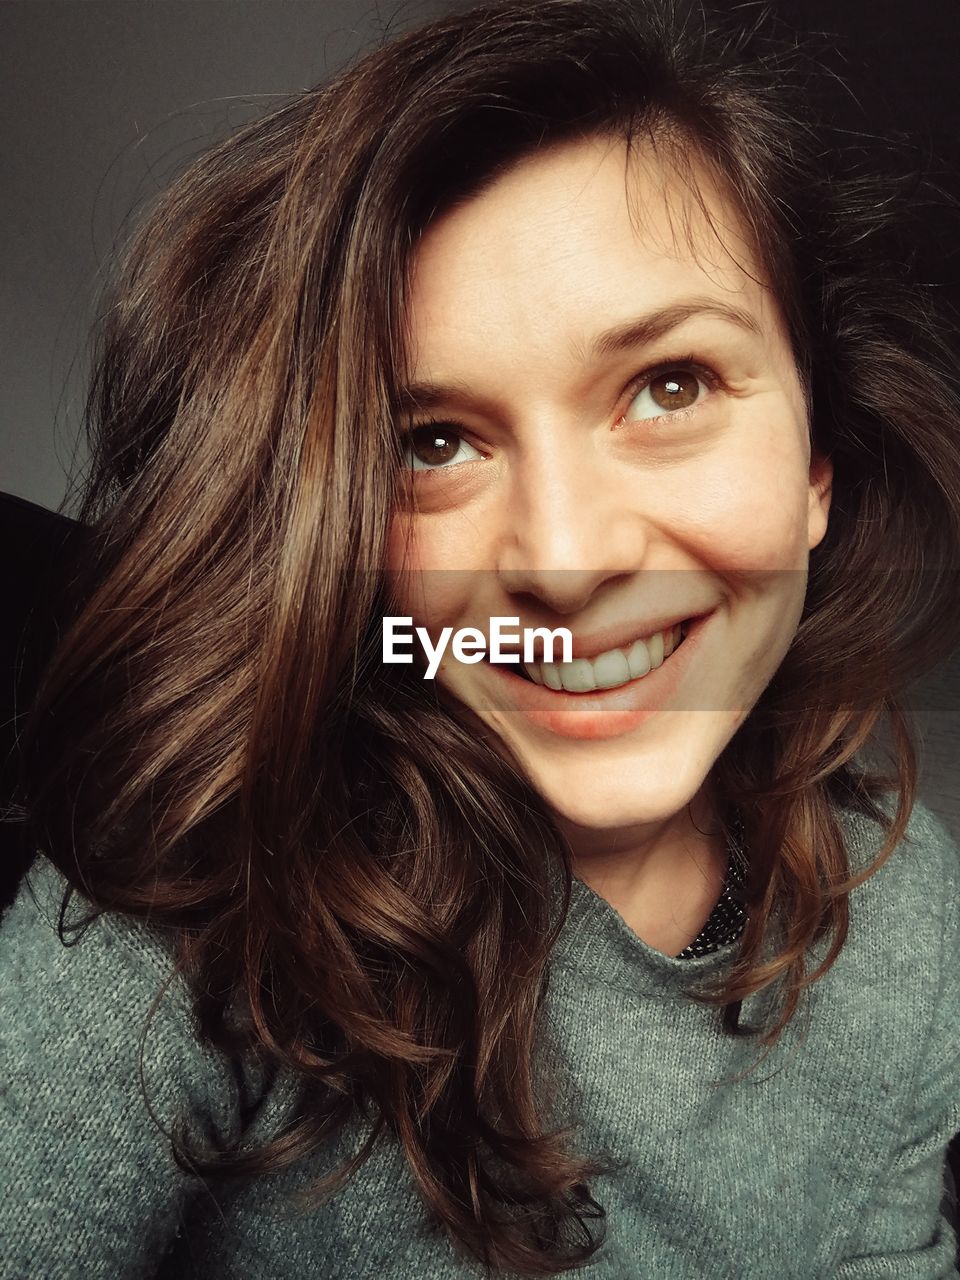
[676, 439, 813, 573]
[384, 512, 479, 628]
[385, 513, 415, 577]
[386, 508, 487, 574]
[384, 514, 426, 618]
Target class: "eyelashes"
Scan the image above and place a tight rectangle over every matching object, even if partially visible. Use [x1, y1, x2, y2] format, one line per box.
[620, 355, 719, 422]
[398, 355, 721, 473]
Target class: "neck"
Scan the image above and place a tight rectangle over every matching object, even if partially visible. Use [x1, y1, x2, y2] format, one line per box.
[552, 779, 730, 955]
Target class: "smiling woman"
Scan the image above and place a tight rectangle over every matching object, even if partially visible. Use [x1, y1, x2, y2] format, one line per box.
[386, 131, 826, 831]
[4, 1, 960, 1278]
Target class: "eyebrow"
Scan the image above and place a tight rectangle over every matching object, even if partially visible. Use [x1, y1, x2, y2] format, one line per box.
[395, 296, 763, 414]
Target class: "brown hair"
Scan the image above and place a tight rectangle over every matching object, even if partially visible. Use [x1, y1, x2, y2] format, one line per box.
[13, 0, 960, 1272]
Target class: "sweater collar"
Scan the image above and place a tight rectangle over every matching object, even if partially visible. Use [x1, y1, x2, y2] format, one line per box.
[549, 799, 877, 997]
[549, 872, 749, 997]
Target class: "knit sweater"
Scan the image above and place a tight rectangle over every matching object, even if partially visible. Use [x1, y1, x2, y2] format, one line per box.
[2, 796, 959, 1279]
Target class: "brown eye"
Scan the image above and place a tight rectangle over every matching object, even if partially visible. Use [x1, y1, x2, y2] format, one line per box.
[626, 367, 708, 421]
[403, 425, 481, 471]
[649, 370, 700, 410]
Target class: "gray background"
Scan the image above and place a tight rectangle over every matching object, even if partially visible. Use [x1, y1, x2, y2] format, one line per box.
[1, 0, 460, 514]
[2, 0, 958, 830]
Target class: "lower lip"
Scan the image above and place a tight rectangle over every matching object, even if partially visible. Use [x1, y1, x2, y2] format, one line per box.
[481, 612, 713, 741]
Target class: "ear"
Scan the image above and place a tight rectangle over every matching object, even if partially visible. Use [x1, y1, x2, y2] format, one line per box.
[807, 449, 833, 550]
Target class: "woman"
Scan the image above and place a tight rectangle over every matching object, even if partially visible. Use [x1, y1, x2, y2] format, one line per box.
[3, 0, 960, 1275]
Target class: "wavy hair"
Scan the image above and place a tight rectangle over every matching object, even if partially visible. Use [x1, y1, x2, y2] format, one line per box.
[13, 0, 960, 1272]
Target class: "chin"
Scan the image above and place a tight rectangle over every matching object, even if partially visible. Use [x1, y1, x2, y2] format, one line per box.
[547, 794, 692, 835]
[439, 678, 726, 833]
[519, 752, 706, 835]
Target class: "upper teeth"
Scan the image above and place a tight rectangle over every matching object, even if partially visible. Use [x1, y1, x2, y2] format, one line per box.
[522, 623, 683, 693]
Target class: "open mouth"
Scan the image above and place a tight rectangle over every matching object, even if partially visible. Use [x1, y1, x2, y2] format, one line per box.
[506, 618, 692, 691]
[475, 611, 711, 740]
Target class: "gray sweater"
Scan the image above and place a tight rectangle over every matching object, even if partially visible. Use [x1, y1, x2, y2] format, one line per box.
[2, 796, 959, 1279]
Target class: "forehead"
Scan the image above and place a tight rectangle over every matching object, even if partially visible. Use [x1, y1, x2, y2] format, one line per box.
[404, 133, 781, 374]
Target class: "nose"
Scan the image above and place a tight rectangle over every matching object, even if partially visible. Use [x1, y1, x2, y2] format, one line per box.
[495, 436, 646, 614]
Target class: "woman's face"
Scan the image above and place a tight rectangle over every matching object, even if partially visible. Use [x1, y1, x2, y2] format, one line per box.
[386, 133, 832, 839]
